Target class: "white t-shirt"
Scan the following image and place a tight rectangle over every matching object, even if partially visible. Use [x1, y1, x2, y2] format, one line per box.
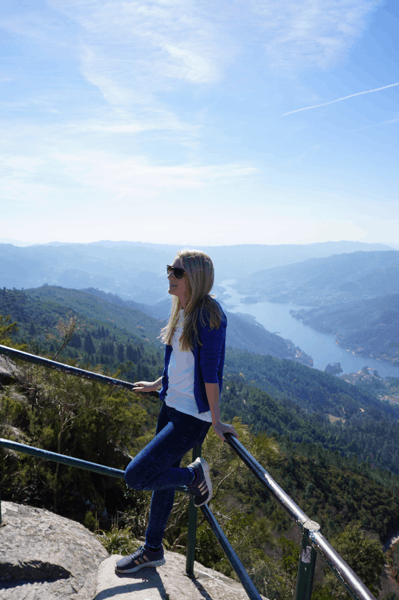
[165, 310, 212, 423]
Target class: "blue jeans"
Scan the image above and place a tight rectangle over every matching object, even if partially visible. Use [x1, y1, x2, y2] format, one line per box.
[124, 402, 211, 548]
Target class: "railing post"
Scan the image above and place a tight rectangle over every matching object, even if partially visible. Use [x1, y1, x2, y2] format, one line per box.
[294, 519, 320, 600]
[185, 444, 201, 578]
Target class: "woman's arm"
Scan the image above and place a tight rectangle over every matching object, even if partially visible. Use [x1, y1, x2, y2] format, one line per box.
[133, 377, 163, 393]
[205, 382, 238, 442]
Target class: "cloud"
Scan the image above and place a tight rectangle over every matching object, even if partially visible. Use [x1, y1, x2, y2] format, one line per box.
[46, 0, 224, 107]
[249, 0, 374, 70]
[18, 0, 374, 113]
[281, 82, 399, 117]
[51, 150, 259, 199]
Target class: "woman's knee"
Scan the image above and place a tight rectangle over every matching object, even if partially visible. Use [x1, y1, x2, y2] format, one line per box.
[124, 461, 147, 490]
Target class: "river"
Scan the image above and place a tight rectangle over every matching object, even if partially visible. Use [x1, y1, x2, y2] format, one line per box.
[219, 280, 399, 379]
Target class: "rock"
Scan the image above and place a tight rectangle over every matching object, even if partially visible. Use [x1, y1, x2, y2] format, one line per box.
[95, 553, 269, 600]
[324, 362, 343, 375]
[0, 356, 19, 384]
[0, 501, 268, 600]
[0, 501, 109, 599]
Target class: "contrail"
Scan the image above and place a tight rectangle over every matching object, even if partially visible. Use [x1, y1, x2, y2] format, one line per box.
[352, 117, 399, 132]
[281, 82, 399, 117]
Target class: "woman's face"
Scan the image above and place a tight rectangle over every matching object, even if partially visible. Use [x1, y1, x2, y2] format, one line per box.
[168, 257, 191, 308]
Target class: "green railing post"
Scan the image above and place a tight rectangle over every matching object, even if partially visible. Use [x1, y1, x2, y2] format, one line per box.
[294, 519, 320, 600]
[186, 444, 202, 578]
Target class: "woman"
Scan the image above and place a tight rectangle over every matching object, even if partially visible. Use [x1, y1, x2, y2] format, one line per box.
[115, 249, 238, 574]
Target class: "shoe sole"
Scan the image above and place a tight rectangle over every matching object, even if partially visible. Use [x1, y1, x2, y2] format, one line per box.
[193, 458, 213, 507]
[115, 557, 166, 574]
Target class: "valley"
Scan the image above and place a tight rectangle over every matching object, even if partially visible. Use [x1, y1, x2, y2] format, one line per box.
[1, 240, 399, 597]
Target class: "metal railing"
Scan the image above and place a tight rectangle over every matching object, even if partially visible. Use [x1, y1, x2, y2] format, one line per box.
[0, 345, 377, 600]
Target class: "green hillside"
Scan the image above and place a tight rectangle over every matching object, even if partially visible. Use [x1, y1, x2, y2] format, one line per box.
[2, 289, 399, 598]
[2, 285, 399, 478]
[25, 285, 165, 344]
[0, 287, 164, 383]
[292, 294, 399, 366]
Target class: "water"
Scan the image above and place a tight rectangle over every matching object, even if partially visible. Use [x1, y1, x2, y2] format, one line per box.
[219, 280, 399, 378]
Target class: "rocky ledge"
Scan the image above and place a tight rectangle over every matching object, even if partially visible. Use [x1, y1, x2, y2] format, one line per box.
[0, 501, 109, 600]
[0, 502, 268, 600]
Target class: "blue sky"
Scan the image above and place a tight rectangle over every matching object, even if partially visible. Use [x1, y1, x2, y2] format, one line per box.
[1, 0, 398, 246]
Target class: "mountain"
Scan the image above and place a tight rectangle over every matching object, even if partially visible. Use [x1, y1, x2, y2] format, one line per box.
[0, 241, 394, 303]
[234, 251, 399, 306]
[23, 286, 165, 345]
[291, 294, 399, 366]
[22, 286, 313, 366]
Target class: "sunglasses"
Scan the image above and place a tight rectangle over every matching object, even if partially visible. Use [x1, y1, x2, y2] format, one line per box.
[167, 265, 186, 279]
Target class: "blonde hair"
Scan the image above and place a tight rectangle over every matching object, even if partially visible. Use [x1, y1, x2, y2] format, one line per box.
[160, 249, 223, 351]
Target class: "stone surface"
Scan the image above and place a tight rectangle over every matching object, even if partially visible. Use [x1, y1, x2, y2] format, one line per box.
[0, 356, 19, 383]
[0, 501, 268, 600]
[0, 501, 109, 600]
[95, 553, 268, 600]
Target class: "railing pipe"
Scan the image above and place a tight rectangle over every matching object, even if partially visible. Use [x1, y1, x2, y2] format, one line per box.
[310, 530, 376, 600]
[0, 438, 126, 480]
[224, 433, 308, 526]
[200, 503, 263, 600]
[224, 434, 377, 600]
[0, 347, 378, 600]
[186, 444, 201, 578]
[0, 345, 158, 397]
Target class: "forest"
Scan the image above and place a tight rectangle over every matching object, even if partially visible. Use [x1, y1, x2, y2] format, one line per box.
[1, 286, 399, 598]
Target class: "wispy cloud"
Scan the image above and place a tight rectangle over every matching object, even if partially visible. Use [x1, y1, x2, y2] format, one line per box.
[52, 150, 259, 198]
[46, 0, 225, 108]
[250, 0, 374, 70]
[10, 0, 373, 113]
[281, 82, 399, 117]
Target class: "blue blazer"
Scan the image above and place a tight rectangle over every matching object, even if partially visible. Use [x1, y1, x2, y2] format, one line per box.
[159, 301, 227, 414]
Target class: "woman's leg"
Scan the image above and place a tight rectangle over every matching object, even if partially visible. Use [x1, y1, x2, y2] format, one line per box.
[124, 403, 210, 549]
[125, 404, 210, 491]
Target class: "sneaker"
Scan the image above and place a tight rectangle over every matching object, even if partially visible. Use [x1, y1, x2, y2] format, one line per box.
[188, 457, 212, 507]
[115, 545, 165, 574]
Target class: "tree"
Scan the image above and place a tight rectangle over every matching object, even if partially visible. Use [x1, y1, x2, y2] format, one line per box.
[52, 317, 77, 360]
[70, 333, 82, 349]
[314, 523, 385, 598]
[0, 315, 19, 345]
[117, 343, 125, 362]
[84, 332, 95, 354]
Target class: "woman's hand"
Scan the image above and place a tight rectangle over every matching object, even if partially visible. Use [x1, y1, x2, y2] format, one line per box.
[213, 421, 239, 442]
[133, 379, 161, 393]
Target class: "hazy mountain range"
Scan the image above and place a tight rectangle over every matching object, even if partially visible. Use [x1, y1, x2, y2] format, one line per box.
[2, 240, 399, 367]
[0, 240, 394, 303]
[234, 250, 399, 306]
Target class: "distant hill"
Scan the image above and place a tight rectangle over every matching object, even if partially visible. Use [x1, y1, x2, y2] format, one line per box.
[234, 251, 399, 306]
[0, 284, 312, 366]
[3, 284, 399, 481]
[67, 287, 314, 365]
[0, 240, 394, 303]
[25, 286, 165, 344]
[291, 294, 399, 366]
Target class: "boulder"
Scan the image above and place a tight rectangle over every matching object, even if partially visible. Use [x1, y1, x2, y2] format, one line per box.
[0, 501, 109, 599]
[0, 501, 268, 600]
[95, 553, 268, 600]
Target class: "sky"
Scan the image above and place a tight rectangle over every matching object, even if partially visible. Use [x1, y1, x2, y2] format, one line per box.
[1, 0, 398, 247]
